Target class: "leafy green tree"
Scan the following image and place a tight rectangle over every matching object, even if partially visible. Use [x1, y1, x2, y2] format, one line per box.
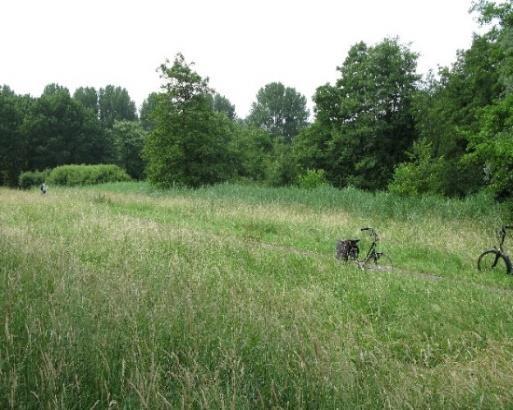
[473, 0, 513, 91]
[73, 87, 99, 116]
[0, 86, 29, 185]
[306, 39, 419, 190]
[247, 82, 308, 142]
[144, 54, 236, 187]
[111, 120, 147, 179]
[293, 122, 334, 182]
[140, 92, 160, 131]
[388, 140, 445, 196]
[23, 84, 111, 170]
[465, 93, 513, 199]
[391, 1, 508, 197]
[230, 124, 273, 181]
[211, 93, 236, 120]
[265, 141, 299, 186]
[98, 85, 137, 128]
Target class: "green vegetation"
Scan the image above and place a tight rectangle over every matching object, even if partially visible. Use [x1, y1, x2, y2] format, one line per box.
[144, 54, 237, 188]
[46, 164, 131, 186]
[3, 1, 513, 197]
[18, 169, 50, 189]
[247, 82, 309, 142]
[1, 182, 513, 408]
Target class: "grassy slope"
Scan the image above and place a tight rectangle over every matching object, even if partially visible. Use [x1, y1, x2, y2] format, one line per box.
[1, 182, 513, 408]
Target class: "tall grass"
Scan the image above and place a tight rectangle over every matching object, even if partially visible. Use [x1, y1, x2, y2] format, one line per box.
[1, 184, 513, 408]
[92, 181, 505, 223]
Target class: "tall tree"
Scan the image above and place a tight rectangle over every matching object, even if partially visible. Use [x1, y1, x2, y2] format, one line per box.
[247, 82, 308, 142]
[301, 38, 419, 190]
[73, 87, 99, 116]
[230, 123, 273, 181]
[111, 120, 147, 179]
[140, 92, 160, 131]
[23, 84, 111, 170]
[144, 54, 236, 187]
[0, 86, 30, 185]
[98, 85, 137, 128]
[461, 0, 513, 199]
[392, 1, 509, 197]
[211, 93, 236, 120]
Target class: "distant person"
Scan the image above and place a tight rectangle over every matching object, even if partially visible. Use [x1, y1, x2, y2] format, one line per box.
[40, 183, 47, 195]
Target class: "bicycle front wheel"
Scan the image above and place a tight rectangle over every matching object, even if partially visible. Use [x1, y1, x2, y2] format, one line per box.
[477, 250, 512, 274]
[362, 252, 393, 272]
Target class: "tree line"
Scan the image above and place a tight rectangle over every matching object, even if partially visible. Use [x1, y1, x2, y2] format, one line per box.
[2, 0, 512, 199]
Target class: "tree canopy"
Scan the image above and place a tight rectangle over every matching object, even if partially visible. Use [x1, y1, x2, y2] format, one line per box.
[247, 82, 308, 142]
[297, 38, 419, 190]
[144, 54, 236, 187]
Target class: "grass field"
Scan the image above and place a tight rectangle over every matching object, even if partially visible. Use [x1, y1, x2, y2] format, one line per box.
[1, 182, 513, 408]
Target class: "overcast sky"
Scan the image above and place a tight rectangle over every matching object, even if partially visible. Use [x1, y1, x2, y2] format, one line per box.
[1, 0, 481, 117]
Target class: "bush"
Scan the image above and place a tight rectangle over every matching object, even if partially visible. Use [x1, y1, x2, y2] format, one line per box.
[46, 164, 131, 186]
[265, 142, 298, 187]
[388, 140, 444, 196]
[297, 169, 329, 189]
[18, 169, 50, 189]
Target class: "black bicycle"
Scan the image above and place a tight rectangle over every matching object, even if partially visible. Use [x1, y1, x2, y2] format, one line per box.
[358, 227, 392, 270]
[477, 225, 513, 275]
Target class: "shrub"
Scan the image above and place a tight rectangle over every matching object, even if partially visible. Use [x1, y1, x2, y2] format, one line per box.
[18, 169, 50, 189]
[265, 142, 298, 187]
[297, 169, 329, 189]
[46, 164, 131, 186]
[388, 140, 444, 196]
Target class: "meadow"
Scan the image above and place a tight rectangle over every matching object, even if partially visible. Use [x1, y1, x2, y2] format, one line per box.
[1, 182, 513, 409]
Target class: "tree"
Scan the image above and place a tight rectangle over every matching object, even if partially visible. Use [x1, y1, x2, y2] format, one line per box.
[0, 86, 29, 186]
[293, 122, 333, 180]
[144, 54, 236, 187]
[98, 85, 137, 128]
[230, 124, 273, 181]
[460, 0, 513, 199]
[73, 87, 99, 116]
[140, 92, 160, 131]
[465, 93, 513, 199]
[23, 84, 111, 170]
[306, 38, 419, 190]
[247, 82, 308, 142]
[111, 120, 147, 179]
[211, 93, 236, 120]
[390, 1, 509, 197]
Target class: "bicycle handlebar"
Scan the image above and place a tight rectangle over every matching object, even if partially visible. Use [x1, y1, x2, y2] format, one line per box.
[361, 227, 379, 241]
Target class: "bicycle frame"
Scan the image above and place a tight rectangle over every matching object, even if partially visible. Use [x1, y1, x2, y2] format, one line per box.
[360, 227, 380, 264]
[495, 225, 512, 253]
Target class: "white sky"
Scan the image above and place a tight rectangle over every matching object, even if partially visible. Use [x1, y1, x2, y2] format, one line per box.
[1, 0, 481, 118]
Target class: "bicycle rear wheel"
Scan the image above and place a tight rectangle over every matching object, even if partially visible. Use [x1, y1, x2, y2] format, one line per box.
[477, 250, 512, 274]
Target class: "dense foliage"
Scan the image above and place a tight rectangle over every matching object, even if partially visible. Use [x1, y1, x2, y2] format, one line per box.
[110, 120, 147, 179]
[247, 82, 309, 143]
[144, 54, 236, 187]
[2, 0, 513, 199]
[18, 169, 50, 189]
[46, 164, 131, 186]
[296, 38, 419, 190]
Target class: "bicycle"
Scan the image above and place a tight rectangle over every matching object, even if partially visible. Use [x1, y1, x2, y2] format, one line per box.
[477, 225, 513, 275]
[336, 227, 392, 270]
[357, 227, 393, 270]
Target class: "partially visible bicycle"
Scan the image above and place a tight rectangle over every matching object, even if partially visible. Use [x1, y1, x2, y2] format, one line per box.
[477, 225, 513, 275]
[358, 227, 392, 270]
